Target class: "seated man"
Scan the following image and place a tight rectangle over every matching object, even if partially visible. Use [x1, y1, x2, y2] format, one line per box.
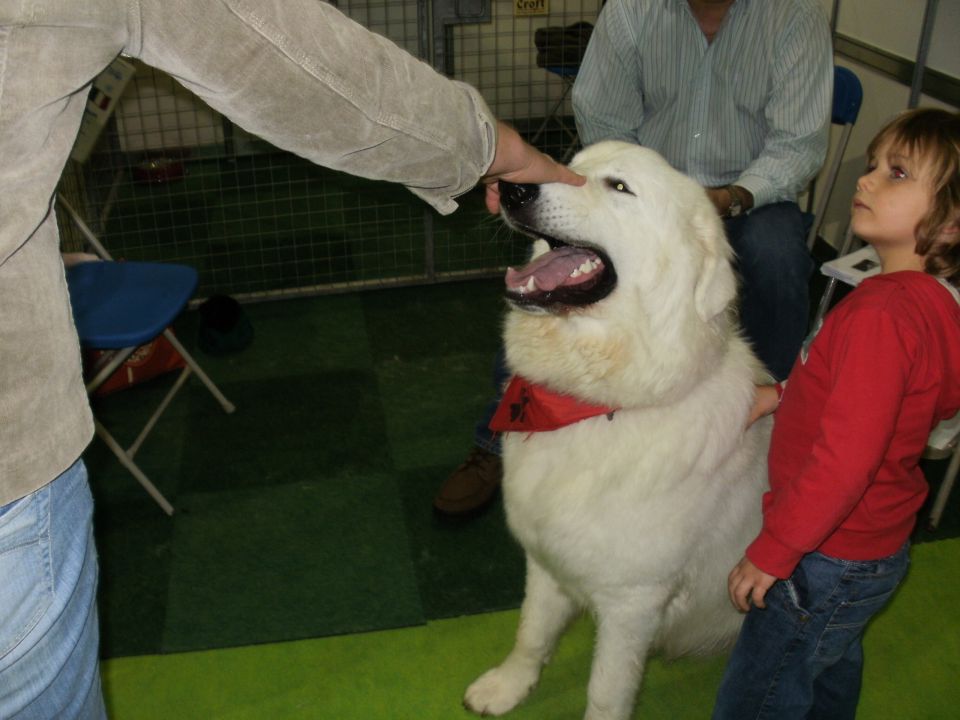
[433, 0, 833, 516]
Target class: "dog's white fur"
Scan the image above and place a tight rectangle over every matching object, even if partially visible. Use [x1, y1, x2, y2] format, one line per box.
[464, 142, 771, 720]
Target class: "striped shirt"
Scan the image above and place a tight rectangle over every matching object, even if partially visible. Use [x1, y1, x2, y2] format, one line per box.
[572, 0, 833, 208]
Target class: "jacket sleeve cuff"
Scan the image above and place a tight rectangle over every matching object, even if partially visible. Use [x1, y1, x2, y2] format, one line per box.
[746, 529, 804, 579]
[408, 84, 497, 216]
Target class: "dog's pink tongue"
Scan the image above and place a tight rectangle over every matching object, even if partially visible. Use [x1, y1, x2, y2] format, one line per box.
[506, 246, 602, 293]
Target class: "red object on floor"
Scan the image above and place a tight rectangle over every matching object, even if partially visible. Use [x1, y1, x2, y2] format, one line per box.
[86, 329, 186, 397]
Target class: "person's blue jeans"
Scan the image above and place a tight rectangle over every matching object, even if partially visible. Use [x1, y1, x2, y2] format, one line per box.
[712, 544, 911, 720]
[725, 201, 814, 381]
[474, 348, 509, 455]
[0, 459, 107, 720]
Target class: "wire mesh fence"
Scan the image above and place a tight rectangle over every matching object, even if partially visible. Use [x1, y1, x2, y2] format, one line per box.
[57, 0, 603, 301]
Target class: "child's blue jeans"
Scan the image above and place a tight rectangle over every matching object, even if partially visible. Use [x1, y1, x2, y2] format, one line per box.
[712, 544, 910, 720]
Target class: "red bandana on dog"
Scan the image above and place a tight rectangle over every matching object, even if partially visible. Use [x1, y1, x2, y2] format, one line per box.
[489, 375, 617, 433]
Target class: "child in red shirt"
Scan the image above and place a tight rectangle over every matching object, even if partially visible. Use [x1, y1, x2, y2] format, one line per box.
[713, 108, 960, 720]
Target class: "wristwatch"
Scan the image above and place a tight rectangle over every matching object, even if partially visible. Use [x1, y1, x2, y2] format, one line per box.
[726, 185, 744, 218]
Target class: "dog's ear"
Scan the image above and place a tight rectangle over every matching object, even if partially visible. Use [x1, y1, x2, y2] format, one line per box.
[693, 212, 737, 322]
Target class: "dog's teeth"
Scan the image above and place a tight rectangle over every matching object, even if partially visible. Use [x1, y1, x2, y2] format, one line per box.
[579, 261, 593, 274]
[526, 277, 536, 292]
[570, 268, 581, 278]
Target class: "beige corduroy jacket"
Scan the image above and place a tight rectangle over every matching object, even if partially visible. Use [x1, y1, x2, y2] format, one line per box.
[0, 0, 496, 506]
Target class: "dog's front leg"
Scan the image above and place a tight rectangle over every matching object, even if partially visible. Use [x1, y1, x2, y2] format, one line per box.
[464, 555, 579, 716]
[583, 589, 670, 720]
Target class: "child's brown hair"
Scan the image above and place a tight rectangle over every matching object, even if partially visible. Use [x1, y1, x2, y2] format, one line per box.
[867, 108, 960, 284]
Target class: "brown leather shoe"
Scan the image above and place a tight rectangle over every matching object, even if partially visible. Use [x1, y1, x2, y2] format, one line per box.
[433, 447, 503, 516]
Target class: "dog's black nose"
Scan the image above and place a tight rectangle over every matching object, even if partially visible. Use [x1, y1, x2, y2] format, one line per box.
[499, 181, 539, 211]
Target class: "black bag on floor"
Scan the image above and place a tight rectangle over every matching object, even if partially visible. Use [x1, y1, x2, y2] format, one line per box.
[198, 295, 254, 355]
[534, 21, 593, 69]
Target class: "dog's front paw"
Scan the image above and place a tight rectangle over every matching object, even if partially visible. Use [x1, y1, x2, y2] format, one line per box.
[463, 664, 539, 716]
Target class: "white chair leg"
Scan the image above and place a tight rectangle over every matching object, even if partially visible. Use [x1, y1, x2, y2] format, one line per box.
[94, 420, 175, 515]
[85, 347, 137, 394]
[127, 365, 193, 458]
[928, 443, 960, 531]
[162, 329, 236, 414]
[87, 333, 233, 514]
[806, 124, 854, 250]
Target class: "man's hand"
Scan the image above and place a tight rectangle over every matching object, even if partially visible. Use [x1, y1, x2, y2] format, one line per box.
[728, 556, 777, 612]
[481, 121, 585, 214]
[705, 185, 754, 218]
[706, 186, 734, 216]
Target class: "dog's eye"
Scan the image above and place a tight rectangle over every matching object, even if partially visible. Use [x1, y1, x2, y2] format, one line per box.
[605, 178, 635, 196]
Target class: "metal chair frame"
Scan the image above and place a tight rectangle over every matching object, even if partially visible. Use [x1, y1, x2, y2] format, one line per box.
[60, 195, 236, 515]
[529, 65, 580, 163]
[806, 66, 864, 250]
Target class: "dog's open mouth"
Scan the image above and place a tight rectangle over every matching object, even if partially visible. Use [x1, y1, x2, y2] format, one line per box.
[505, 236, 617, 311]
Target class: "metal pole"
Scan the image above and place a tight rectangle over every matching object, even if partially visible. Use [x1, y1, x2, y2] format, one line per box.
[417, 0, 430, 63]
[420, 0, 436, 281]
[909, 0, 939, 108]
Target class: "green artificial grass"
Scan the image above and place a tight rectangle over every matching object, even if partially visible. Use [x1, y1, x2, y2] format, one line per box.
[86, 280, 529, 659]
[100, 538, 960, 719]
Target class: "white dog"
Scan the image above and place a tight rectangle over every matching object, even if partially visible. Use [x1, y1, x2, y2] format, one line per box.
[464, 142, 771, 720]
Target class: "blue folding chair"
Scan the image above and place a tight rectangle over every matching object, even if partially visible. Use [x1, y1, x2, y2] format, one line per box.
[806, 66, 864, 250]
[60, 195, 235, 515]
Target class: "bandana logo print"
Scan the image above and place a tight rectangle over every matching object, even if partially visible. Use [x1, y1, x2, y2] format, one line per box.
[510, 386, 531, 425]
[488, 375, 617, 434]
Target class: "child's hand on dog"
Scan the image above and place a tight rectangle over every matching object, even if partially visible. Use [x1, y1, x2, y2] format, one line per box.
[746, 384, 781, 427]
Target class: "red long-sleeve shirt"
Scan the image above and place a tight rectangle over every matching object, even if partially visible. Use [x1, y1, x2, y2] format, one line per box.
[747, 271, 960, 579]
